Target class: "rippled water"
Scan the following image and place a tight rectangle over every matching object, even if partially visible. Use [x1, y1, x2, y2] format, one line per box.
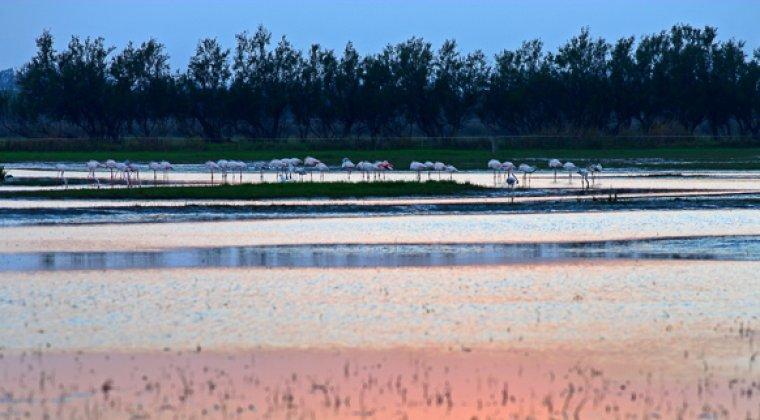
[0, 193, 756, 226]
[1, 260, 758, 351]
[1, 235, 757, 272]
[1, 165, 758, 412]
[2, 209, 758, 254]
[0, 172, 758, 418]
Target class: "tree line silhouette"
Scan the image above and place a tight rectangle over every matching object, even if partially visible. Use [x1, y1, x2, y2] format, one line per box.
[0, 25, 758, 141]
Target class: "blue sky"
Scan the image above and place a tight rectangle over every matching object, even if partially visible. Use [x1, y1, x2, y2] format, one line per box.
[1, 0, 758, 69]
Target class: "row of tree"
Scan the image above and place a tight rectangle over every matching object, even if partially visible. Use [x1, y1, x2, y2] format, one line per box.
[1, 25, 759, 140]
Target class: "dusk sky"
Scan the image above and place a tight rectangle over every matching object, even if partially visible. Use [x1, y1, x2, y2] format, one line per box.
[1, 0, 758, 70]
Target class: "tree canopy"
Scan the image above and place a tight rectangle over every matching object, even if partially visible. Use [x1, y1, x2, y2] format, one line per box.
[1, 25, 758, 141]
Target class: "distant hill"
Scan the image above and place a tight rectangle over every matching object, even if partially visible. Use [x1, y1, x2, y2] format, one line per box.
[0, 68, 16, 91]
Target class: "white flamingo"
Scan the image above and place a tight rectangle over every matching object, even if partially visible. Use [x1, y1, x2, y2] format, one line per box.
[251, 161, 266, 181]
[577, 167, 591, 189]
[160, 161, 173, 182]
[304, 156, 321, 167]
[217, 160, 230, 183]
[55, 164, 68, 188]
[114, 161, 129, 186]
[433, 161, 446, 180]
[517, 163, 536, 186]
[563, 161, 577, 182]
[374, 160, 393, 180]
[499, 161, 514, 183]
[410, 161, 425, 181]
[86, 160, 102, 188]
[230, 160, 246, 183]
[366, 161, 380, 181]
[205, 161, 220, 184]
[445, 164, 458, 180]
[588, 163, 603, 184]
[269, 159, 285, 180]
[294, 165, 306, 182]
[488, 159, 502, 183]
[286, 158, 302, 168]
[506, 168, 519, 203]
[315, 162, 329, 181]
[506, 169, 519, 189]
[341, 158, 355, 180]
[105, 159, 117, 184]
[126, 162, 140, 187]
[148, 161, 161, 185]
[424, 161, 435, 180]
[355, 161, 370, 181]
[548, 159, 562, 182]
[238, 160, 248, 182]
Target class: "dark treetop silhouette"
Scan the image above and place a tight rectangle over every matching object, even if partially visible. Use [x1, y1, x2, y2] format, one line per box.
[0, 25, 758, 141]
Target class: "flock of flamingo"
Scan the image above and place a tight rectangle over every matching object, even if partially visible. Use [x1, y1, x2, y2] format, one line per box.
[490, 158, 603, 189]
[50, 156, 602, 189]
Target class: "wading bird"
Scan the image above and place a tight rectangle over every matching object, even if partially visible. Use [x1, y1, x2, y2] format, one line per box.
[148, 161, 161, 185]
[160, 161, 173, 182]
[250, 161, 266, 181]
[577, 167, 591, 189]
[126, 162, 141, 187]
[294, 166, 306, 182]
[588, 163, 602, 184]
[488, 159, 502, 183]
[105, 159, 118, 184]
[445, 164, 458, 180]
[563, 161, 577, 182]
[217, 160, 230, 183]
[315, 162, 329, 180]
[517, 163, 536, 186]
[86, 160, 102, 187]
[114, 161, 129, 186]
[500, 161, 514, 183]
[230, 160, 246, 183]
[269, 159, 285, 180]
[367, 161, 382, 180]
[55, 163, 68, 188]
[433, 161, 446, 179]
[304, 156, 321, 167]
[422, 161, 434, 180]
[549, 159, 562, 182]
[341, 158, 355, 179]
[205, 161, 220, 184]
[410, 161, 425, 181]
[375, 160, 393, 180]
[506, 169, 519, 189]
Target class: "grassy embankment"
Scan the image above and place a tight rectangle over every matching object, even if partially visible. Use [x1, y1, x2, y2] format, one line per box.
[1, 181, 487, 200]
[2, 146, 759, 170]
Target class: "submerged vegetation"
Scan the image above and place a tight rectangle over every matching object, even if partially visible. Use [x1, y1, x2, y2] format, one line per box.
[2, 180, 486, 200]
[0, 25, 758, 142]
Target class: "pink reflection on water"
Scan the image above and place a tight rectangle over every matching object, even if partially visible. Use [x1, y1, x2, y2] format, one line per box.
[0, 209, 757, 253]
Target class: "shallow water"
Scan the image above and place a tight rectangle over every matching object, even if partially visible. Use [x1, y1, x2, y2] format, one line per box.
[5, 166, 760, 190]
[1, 166, 759, 417]
[0, 260, 757, 351]
[2, 209, 758, 253]
[1, 235, 757, 272]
